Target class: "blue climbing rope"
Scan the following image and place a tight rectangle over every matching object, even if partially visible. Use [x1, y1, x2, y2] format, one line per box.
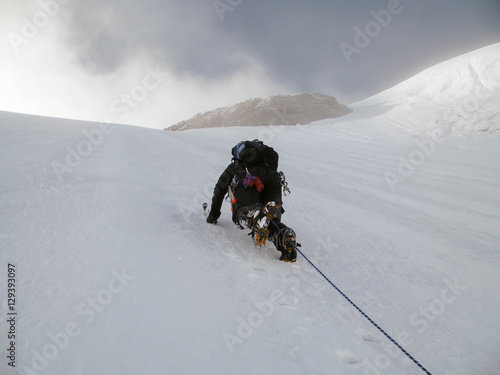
[270, 219, 433, 375]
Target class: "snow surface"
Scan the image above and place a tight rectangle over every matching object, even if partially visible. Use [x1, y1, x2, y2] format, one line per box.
[350, 43, 500, 137]
[1, 45, 500, 375]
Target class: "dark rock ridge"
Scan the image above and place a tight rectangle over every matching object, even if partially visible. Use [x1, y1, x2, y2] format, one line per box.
[166, 93, 352, 131]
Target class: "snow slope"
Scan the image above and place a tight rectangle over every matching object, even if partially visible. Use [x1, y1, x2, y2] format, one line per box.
[349, 43, 500, 136]
[1, 45, 500, 375]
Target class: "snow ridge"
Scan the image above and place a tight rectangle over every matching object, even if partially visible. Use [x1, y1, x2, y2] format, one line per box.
[352, 43, 500, 136]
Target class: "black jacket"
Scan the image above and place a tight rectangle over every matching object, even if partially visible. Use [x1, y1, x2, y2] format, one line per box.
[209, 161, 282, 220]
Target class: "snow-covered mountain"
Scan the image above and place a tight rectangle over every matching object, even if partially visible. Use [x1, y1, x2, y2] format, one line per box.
[167, 93, 352, 131]
[168, 43, 500, 135]
[349, 42, 500, 136]
[1, 44, 500, 375]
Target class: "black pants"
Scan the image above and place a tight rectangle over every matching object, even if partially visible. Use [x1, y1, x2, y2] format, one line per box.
[231, 165, 283, 229]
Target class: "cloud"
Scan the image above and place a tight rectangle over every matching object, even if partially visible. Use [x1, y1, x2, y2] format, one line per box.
[60, 0, 500, 100]
[0, 0, 288, 129]
[61, 0, 245, 78]
[1, 0, 499, 129]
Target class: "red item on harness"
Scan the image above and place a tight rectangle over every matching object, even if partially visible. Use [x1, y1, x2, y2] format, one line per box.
[243, 171, 264, 192]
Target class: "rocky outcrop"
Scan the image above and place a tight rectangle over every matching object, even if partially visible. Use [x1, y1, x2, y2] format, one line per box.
[166, 93, 352, 131]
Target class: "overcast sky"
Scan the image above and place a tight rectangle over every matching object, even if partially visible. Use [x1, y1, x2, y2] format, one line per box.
[1, 0, 499, 129]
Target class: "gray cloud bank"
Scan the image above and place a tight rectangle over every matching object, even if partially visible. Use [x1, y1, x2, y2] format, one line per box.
[61, 0, 500, 102]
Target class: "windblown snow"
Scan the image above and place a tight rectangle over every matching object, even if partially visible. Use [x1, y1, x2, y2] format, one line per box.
[350, 43, 500, 137]
[1, 44, 499, 375]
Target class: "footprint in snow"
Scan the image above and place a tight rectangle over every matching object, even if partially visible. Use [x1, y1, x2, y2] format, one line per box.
[251, 266, 266, 272]
[335, 349, 361, 364]
[356, 328, 381, 343]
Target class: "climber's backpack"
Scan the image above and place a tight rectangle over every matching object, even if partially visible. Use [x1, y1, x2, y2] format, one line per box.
[232, 139, 279, 170]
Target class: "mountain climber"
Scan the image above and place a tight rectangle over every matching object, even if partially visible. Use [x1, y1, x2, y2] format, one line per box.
[206, 140, 298, 262]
